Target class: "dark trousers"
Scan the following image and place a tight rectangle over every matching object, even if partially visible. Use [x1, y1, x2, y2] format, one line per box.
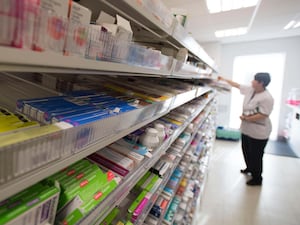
[241, 134, 268, 180]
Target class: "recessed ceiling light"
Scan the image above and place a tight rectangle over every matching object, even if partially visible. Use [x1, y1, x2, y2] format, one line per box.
[215, 27, 248, 38]
[206, 0, 259, 14]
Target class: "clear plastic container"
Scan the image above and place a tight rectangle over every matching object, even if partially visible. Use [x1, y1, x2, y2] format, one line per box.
[85, 26, 115, 61]
[64, 21, 89, 57]
[286, 88, 300, 106]
[111, 40, 130, 63]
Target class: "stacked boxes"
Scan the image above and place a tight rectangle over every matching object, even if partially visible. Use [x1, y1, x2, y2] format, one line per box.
[46, 159, 119, 225]
[128, 172, 162, 223]
[16, 90, 137, 125]
[0, 182, 60, 225]
[0, 107, 39, 135]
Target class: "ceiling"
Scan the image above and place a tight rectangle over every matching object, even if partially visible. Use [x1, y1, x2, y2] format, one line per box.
[162, 0, 300, 44]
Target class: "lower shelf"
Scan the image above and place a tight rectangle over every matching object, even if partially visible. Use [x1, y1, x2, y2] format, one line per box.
[0, 88, 213, 202]
[77, 96, 215, 225]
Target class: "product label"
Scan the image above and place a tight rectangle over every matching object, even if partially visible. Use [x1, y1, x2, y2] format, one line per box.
[93, 191, 103, 200]
[40, 0, 69, 18]
[107, 171, 114, 181]
[40, 199, 51, 223]
[80, 180, 88, 188]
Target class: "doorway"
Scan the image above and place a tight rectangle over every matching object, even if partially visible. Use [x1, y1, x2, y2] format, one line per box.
[229, 53, 286, 140]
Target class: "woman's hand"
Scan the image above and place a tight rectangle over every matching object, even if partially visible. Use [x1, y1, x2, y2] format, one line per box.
[217, 76, 240, 89]
[240, 115, 246, 121]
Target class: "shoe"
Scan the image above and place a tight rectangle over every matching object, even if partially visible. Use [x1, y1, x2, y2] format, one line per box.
[240, 169, 251, 174]
[246, 178, 262, 186]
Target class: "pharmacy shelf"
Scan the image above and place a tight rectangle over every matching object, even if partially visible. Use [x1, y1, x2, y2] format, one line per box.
[0, 46, 172, 76]
[179, 116, 215, 225]
[170, 98, 215, 145]
[79, 138, 171, 225]
[170, 21, 218, 72]
[0, 106, 167, 203]
[0, 100, 172, 202]
[0, 86, 212, 202]
[137, 107, 213, 225]
[170, 86, 211, 111]
[134, 100, 214, 225]
[156, 110, 213, 225]
[0, 2, 217, 76]
[163, 169, 192, 224]
[0, 46, 215, 79]
[182, 143, 213, 225]
[0, 73, 61, 110]
[171, 60, 214, 79]
[98, 0, 218, 72]
[95, 0, 217, 72]
[77, 95, 215, 225]
[162, 171, 186, 225]
[98, 0, 174, 37]
[157, 162, 189, 224]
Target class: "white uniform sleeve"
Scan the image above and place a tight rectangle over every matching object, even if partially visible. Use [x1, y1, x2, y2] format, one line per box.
[240, 85, 252, 96]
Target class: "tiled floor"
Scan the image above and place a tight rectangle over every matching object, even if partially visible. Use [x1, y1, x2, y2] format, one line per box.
[193, 140, 300, 225]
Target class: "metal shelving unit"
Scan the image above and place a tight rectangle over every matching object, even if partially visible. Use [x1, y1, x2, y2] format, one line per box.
[156, 107, 214, 225]
[0, 46, 173, 76]
[0, 46, 216, 79]
[170, 20, 218, 72]
[171, 60, 213, 79]
[0, 86, 213, 202]
[174, 138, 213, 225]
[78, 137, 171, 225]
[0, 1, 218, 224]
[66, 0, 218, 74]
[97, 0, 175, 37]
[133, 98, 215, 225]
[101, 0, 218, 72]
[129, 101, 214, 225]
[77, 94, 215, 225]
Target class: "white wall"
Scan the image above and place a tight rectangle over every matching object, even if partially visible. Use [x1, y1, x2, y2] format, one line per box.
[204, 36, 300, 139]
[200, 42, 222, 67]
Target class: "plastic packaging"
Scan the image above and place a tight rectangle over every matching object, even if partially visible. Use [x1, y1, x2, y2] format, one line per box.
[286, 88, 300, 106]
[154, 123, 166, 143]
[139, 128, 160, 150]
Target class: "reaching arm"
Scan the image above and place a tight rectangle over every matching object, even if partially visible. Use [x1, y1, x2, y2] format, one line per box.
[218, 76, 240, 89]
[240, 113, 268, 122]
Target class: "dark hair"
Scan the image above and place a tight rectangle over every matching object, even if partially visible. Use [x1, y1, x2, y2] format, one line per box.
[254, 72, 271, 87]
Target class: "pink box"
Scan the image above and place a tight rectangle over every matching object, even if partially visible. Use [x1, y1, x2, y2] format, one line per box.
[0, 0, 39, 48]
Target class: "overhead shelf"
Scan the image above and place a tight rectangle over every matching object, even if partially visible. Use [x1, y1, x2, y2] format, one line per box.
[98, 0, 174, 37]
[0, 46, 217, 80]
[79, 0, 218, 73]
[170, 21, 218, 72]
[171, 60, 214, 79]
[0, 46, 173, 76]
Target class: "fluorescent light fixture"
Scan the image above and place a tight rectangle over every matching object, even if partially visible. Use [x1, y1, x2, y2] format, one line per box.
[206, 0, 222, 14]
[284, 20, 296, 30]
[206, 0, 259, 14]
[294, 21, 300, 28]
[215, 27, 248, 38]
